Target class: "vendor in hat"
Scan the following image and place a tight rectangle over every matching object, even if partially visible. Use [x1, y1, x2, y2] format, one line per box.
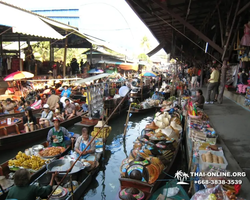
[61, 85, 71, 98]
[75, 127, 95, 159]
[47, 117, 74, 147]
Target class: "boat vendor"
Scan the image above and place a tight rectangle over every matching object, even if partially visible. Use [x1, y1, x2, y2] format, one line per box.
[64, 99, 76, 119]
[183, 85, 191, 96]
[47, 117, 74, 147]
[23, 108, 37, 132]
[39, 104, 53, 128]
[6, 169, 58, 200]
[2, 98, 15, 114]
[31, 95, 42, 110]
[47, 89, 60, 110]
[194, 89, 205, 109]
[61, 85, 71, 98]
[75, 127, 95, 159]
[151, 91, 161, 101]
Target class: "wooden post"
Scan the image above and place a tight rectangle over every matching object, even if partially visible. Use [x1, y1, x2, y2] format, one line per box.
[18, 34, 21, 71]
[200, 65, 203, 87]
[0, 35, 2, 76]
[218, 60, 227, 104]
[90, 44, 93, 64]
[140, 76, 143, 101]
[217, 7, 224, 47]
[221, 0, 240, 61]
[63, 32, 68, 77]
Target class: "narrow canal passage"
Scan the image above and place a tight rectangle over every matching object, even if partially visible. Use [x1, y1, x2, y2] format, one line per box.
[0, 111, 187, 200]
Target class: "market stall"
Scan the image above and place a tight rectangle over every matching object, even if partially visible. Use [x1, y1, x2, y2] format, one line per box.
[183, 98, 246, 200]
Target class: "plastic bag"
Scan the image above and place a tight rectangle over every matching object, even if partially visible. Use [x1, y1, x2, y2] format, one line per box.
[191, 185, 229, 200]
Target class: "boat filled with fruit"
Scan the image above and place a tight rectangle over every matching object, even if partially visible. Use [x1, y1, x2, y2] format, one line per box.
[0, 142, 71, 199]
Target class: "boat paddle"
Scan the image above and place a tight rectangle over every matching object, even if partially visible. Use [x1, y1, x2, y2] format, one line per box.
[47, 89, 131, 199]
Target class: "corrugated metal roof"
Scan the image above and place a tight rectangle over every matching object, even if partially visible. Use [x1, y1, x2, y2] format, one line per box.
[0, 1, 64, 39]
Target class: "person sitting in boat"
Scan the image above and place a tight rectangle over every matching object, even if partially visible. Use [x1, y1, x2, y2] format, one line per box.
[25, 100, 31, 110]
[60, 92, 73, 108]
[64, 99, 76, 119]
[17, 101, 25, 112]
[151, 91, 161, 101]
[6, 168, 57, 200]
[31, 95, 42, 110]
[41, 94, 47, 106]
[2, 98, 15, 114]
[75, 127, 95, 159]
[47, 117, 74, 147]
[56, 101, 65, 116]
[39, 104, 53, 128]
[23, 107, 37, 132]
[47, 89, 60, 111]
[183, 85, 191, 96]
[54, 109, 65, 121]
[61, 85, 71, 98]
[75, 103, 83, 115]
[81, 88, 89, 112]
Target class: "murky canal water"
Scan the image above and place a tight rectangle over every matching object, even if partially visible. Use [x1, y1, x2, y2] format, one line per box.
[0, 111, 187, 200]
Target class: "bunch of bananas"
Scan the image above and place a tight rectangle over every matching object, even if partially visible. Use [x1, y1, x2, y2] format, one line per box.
[8, 151, 46, 171]
[91, 126, 112, 138]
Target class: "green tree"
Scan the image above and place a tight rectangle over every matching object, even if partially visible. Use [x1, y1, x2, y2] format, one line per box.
[140, 36, 151, 53]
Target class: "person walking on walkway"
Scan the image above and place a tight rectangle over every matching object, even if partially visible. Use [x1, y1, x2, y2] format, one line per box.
[191, 66, 198, 90]
[205, 66, 220, 104]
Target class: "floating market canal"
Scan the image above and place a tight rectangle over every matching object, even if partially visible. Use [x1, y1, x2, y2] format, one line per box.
[0, 110, 186, 200]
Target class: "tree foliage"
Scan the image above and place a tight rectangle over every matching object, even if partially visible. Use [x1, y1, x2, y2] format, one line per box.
[32, 41, 87, 64]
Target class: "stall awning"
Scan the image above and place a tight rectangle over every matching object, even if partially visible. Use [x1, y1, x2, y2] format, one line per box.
[119, 63, 138, 71]
[0, 1, 63, 39]
[75, 73, 110, 84]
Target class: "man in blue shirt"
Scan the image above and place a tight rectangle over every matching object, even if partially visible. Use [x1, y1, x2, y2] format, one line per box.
[152, 91, 161, 100]
[61, 86, 71, 98]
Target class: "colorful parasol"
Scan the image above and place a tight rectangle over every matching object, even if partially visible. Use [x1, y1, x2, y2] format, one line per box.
[87, 69, 104, 74]
[4, 71, 34, 81]
[141, 71, 157, 77]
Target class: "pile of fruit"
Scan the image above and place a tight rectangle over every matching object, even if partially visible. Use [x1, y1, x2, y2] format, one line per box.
[131, 103, 142, 109]
[8, 151, 46, 171]
[91, 126, 112, 138]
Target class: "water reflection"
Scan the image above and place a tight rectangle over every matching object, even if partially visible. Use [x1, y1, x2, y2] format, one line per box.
[82, 111, 155, 200]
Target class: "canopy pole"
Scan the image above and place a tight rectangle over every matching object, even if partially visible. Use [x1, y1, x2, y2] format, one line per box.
[0, 35, 2, 77]
[18, 34, 22, 71]
[63, 32, 68, 77]
[90, 44, 93, 65]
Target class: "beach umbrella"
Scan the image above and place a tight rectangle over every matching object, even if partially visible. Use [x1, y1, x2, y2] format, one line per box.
[4, 71, 34, 81]
[141, 71, 157, 77]
[88, 69, 104, 74]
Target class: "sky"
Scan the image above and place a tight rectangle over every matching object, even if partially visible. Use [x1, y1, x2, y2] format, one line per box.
[4, 0, 166, 56]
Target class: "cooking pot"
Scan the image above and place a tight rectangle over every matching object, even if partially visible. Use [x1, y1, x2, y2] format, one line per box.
[46, 159, 85, 177]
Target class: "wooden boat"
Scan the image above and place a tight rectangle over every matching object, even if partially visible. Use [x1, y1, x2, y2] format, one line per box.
[0, 108, 42, 120]
[149, 180, 190, 200]
[0, 141, 72, 200]
[0, 115, 81, 151]
[119, 137, 182, 200]
[104, 97, 129, 120]
[128, 107, 156, 114]
[79, 114, 99, 127]
[29, 152, 102, 200]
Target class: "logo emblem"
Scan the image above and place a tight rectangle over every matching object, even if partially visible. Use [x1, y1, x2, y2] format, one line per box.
[174, 170, 189, 185]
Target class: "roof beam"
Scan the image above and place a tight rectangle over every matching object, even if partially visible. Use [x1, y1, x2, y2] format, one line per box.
[237, 1, 250, 16]
[152, 0, 223, 54]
